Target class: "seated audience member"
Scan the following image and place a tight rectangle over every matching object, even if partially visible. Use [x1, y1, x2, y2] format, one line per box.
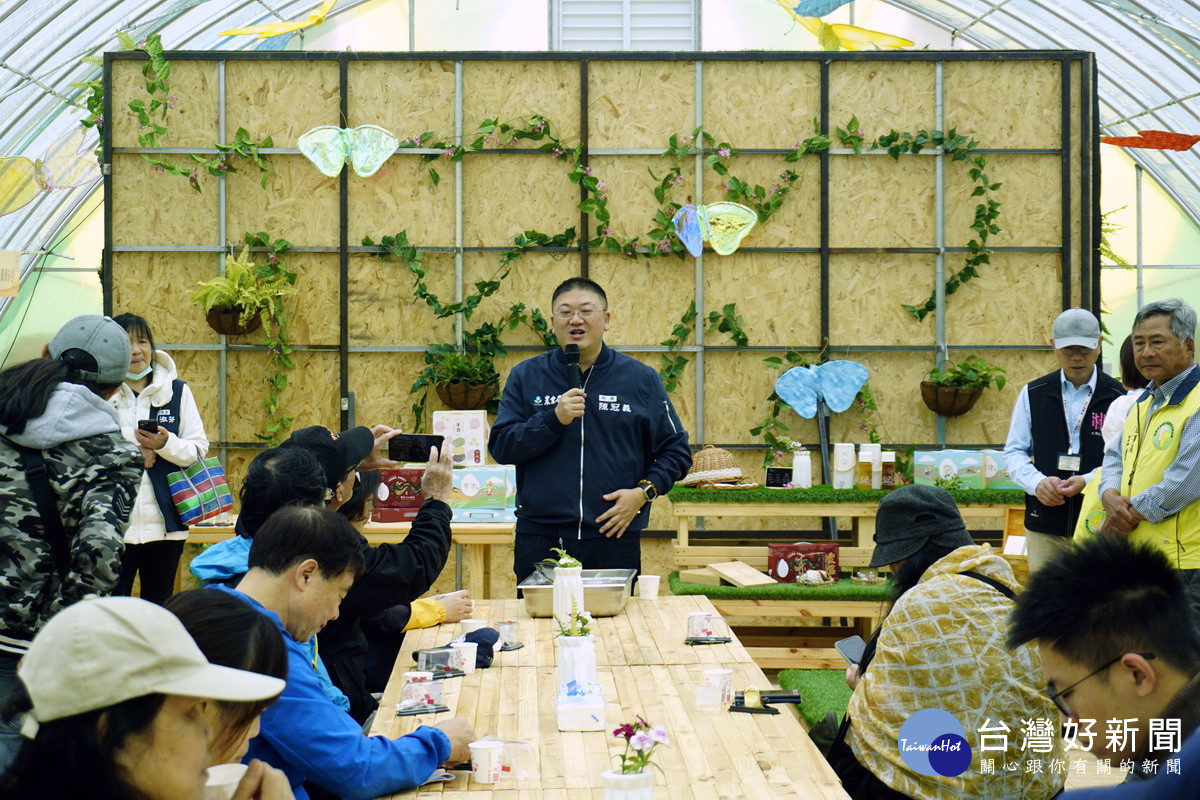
[164, 588, 289, 765]
[194, 426, 454, 722]
[1060, 724, 1200, 798]
[0, 596, 287, 800]
[827, 485, 1064, 800]
[1008, 534, 1200, 779]
[213, 505, 474, 800]
[338, 470, 473, 693]
[0, 314, 143, 770]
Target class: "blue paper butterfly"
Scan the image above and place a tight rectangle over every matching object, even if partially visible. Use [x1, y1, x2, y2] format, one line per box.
[774, 361, 869, 418]
[671, 202, 758, 256]
[792, 0, 852, 16]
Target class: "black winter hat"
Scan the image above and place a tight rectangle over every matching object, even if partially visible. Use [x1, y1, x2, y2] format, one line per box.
[868, 484, 975, 568]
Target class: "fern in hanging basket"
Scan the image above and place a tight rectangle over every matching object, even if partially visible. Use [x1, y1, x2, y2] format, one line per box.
[190, 245, 298, 329]
[921, 355, 1006, 417]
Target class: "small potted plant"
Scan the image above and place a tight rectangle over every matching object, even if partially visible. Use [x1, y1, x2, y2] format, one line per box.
[603, 716, 669, 799]
[190, 244, 297, 336]
[410, 345, 500, 411]
[920, 355, 1006, 417]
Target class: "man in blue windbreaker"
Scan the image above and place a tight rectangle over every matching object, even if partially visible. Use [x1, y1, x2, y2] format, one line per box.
[489, 277, 692, 581]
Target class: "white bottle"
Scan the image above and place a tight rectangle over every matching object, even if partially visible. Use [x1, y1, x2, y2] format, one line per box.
[791, 449, 812, 489]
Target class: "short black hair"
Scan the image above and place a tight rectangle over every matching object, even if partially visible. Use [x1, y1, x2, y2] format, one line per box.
[238, 447, 329, 538]
[165, 589, 287, 759]
[1119, 335, 1149, 391]
[337, 469, 381, 525]
[551, 277, 607, 308]
[112, 313, 156, 381]
[247, 505, 365, 580]
[1008, 535, 1200, 673]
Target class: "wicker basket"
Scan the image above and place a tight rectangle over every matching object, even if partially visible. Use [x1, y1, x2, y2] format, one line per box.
[680, 445, 748, 487]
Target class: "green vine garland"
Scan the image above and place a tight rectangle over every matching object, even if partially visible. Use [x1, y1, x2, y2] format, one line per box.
[658, 301, 749, 393]
[241, 232, 298, 444]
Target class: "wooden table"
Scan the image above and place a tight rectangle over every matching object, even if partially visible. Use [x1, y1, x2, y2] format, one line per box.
[187, 520, 513, 599]
[370, 597, 850, 799]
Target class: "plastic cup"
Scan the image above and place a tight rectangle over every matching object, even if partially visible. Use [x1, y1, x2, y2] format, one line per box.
[469, 739, 505, 784]
[451, 641, 478, 673]
[703, 668, 734, 705]
[690, 681, 723, 713]
[204, 763, 248, 800]
[496, 620, 519, 646]
[637, 574, 661, 599]
[401, 671, 435, 704]
[687, 611, 714, 638]
[460, 619, 487, 634]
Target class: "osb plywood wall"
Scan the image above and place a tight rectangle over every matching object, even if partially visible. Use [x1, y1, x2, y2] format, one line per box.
[107, 54, 1093, 531]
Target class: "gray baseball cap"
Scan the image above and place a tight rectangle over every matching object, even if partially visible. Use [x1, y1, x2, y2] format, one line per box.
[47, 315, 130, 384]
[1052, 308, 1101, 350]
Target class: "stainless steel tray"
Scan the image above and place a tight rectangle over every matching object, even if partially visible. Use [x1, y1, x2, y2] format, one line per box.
[518, 568, 636, 618]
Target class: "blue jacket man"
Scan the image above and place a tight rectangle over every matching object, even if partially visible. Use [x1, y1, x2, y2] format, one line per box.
[489, 278, 691, 581]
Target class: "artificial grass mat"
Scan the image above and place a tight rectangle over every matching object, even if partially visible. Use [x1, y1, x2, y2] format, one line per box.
[779, 669, 853, 727]
[669, 572, 892, 602]
[668, 485, 1024, 506]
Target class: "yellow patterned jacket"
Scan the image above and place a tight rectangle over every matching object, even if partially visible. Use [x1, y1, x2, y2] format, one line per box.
[846, 544, 1065, 800]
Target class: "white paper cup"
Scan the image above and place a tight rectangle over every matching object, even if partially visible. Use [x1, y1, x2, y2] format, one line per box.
[469, 739, 505, 784]
[451, 641, 478, 673]
[460, 618, 487, 634]
[687, 611, 714, 638]
[637, 574, 661, 599]
[401, 671, 437, 704]
[703, 668, 734, 705]
[690, 681, 723, 713]
[205, 763, 249, 800]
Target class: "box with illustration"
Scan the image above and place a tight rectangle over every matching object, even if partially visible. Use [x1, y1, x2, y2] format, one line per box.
[982, 449, 1020, 490]
[911, 450, 984, 489]
[431, 410, 489, 468]
[448, 466, 509, 523]
[372, 468, 425, 523]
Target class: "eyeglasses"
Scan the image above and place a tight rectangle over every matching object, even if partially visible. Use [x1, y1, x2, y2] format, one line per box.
[1046, 652, 1155, 716]
[553, 307, 605, 321]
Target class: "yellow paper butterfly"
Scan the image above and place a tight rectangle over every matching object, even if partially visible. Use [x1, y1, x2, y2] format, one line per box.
[0, 128, 100, 218]
[220, 0, 338, 39]
[773, 0, 914, 51]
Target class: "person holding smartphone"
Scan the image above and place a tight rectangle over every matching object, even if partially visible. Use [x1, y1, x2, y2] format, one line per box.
[109, 314, 209, 605]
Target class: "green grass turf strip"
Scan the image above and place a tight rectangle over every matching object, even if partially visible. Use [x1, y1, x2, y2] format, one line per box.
[668, 572, 892, 602]
[667, 485, 1025, 505]
[778, 669, 854, 727]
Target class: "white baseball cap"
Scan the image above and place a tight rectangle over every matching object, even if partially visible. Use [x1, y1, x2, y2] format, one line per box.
[1052, 308, 1102, 350]
[19, 596, 285, 726]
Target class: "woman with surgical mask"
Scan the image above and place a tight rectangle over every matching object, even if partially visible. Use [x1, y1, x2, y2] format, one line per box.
[110, 313, 209, 605]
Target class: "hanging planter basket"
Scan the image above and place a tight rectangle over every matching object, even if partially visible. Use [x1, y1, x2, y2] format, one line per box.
[205, 306, 262, 336]
[920, 381, 984, 417]
[434, 381, 498, 410]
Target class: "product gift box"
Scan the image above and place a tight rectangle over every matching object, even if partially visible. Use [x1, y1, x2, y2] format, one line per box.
[767, 542, 840, 583]
[371, 468, 425, 523]
[448, 466, 509, 523]
[912, 450, 985, 489]
[982, 449, 1020, 490]
[432, 410, 489, 468]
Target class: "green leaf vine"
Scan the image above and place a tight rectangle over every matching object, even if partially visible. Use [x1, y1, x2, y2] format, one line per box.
[658, 301, 750, 394]
[123, 35, 274, 191]
[872, 128, 1003, 321]
[241, 231, 297, 445]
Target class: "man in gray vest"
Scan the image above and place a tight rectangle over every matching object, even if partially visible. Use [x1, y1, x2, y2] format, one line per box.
[1003, 308, 1124, 572]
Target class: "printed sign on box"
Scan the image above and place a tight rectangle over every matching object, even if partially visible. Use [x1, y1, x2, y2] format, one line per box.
[432, 410, 488, 468]
[372, 468, 425, 522]
[912, 450, 984, 489]
[448, 467, 509, 523]
[982, 449, 1020, 490]
[767, 542, 840, 582]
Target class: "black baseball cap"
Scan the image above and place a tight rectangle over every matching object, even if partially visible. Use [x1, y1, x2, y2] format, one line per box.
[278, 426, 374, 491]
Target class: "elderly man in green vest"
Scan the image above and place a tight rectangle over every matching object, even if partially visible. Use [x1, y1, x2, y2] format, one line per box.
[1101, 298, 1200, 625]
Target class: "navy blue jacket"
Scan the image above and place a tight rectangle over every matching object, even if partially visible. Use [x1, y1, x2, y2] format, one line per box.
[488, 344, 691, 538]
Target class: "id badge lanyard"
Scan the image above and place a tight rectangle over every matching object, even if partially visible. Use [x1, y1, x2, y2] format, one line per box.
[1061, 384, 1094, 469]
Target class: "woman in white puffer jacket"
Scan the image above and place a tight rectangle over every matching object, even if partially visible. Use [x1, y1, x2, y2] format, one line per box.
[109, 314, 209, 604]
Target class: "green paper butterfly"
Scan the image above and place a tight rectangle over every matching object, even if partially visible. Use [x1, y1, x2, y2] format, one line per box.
[297, 124, 399, 178]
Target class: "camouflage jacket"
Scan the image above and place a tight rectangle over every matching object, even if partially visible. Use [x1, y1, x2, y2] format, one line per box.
[0, 385, 142, 655]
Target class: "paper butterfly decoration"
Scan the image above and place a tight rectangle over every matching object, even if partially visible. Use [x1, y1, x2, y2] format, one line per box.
[671, 202, 758, 256]
[220, 0, 338, 39]
[0, 128, 100, 217]
[791, 0, 852, 16]
[774, 361, 869, 419]
[773, 0, 913, 51]
[1100, 130, 1200, 152]
[297, 125, 399, 178]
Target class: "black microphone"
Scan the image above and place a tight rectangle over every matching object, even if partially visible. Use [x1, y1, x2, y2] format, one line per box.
[564, 344, 581, 389]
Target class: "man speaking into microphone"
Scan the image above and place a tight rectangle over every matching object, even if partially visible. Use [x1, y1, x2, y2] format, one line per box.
[489, 278, 692, 581]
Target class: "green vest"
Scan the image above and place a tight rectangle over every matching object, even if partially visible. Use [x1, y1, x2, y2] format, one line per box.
[1119, 378, 1200, 568]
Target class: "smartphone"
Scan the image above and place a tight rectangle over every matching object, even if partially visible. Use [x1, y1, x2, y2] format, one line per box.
[387, 433, 445, 463]
[137, 419, 159, 433]
[835, 635, 866, 666]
